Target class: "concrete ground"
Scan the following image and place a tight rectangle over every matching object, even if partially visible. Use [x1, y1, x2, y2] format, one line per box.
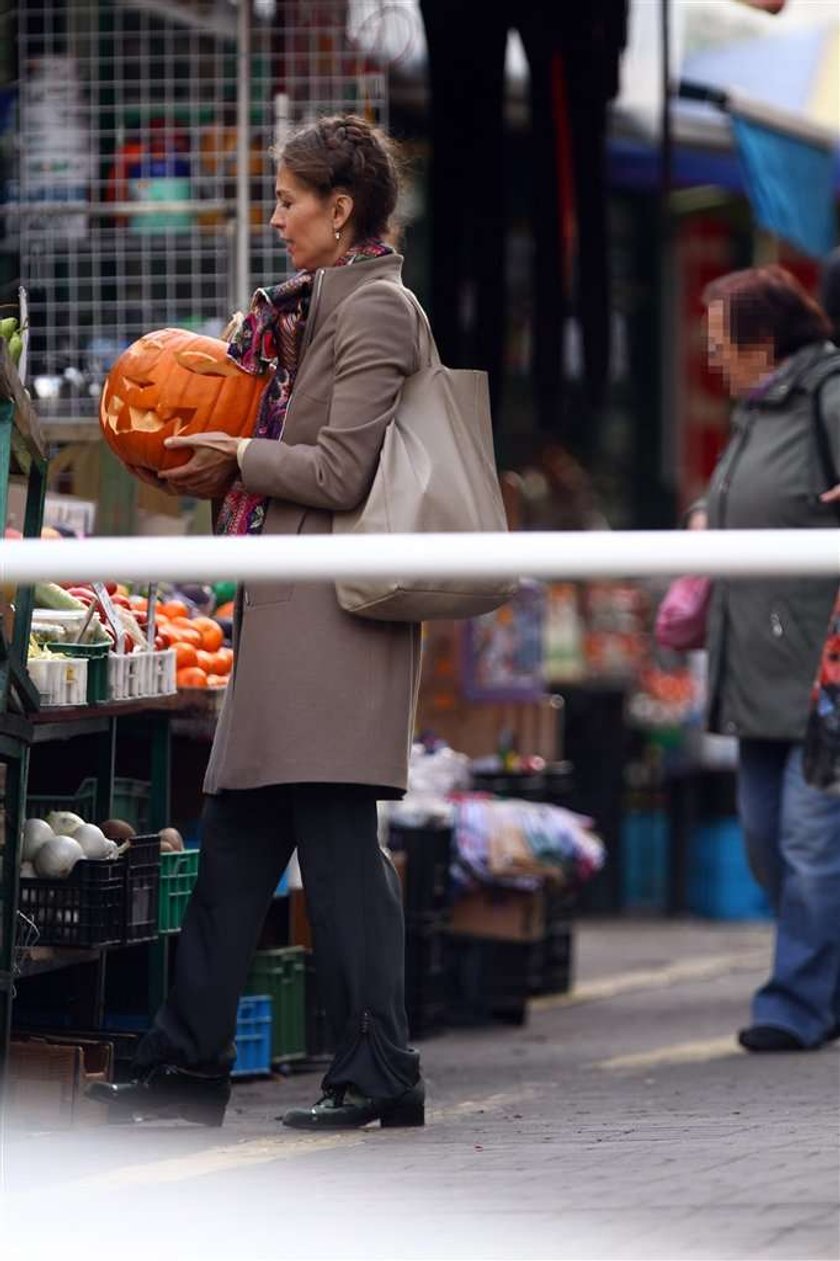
[2, 919, 839, 1261]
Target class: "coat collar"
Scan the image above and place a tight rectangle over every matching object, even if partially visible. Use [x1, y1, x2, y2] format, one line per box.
[310, 252, 404, 329]
[743, 341, 837, 408]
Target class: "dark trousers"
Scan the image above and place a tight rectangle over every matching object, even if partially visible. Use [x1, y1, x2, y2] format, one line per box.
[134, 784, 420, 1100]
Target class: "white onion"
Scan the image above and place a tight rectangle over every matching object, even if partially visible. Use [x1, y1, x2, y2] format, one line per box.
[34, 835, 85, 879]
[73, 823, 118, 860]
[22, 818, 55, 862]
[45, 810, 86, 837]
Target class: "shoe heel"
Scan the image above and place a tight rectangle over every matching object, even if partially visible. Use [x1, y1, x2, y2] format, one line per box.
[181, 1100, 227, 1127]
[381, 1090, 425, 1129]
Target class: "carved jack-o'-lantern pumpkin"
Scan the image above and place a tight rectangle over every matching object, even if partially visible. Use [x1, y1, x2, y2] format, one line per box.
[99, 328, 267, 473]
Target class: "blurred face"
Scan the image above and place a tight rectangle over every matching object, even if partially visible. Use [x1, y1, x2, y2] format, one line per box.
[270, 165, 354, 272]
[706, 301, 775, 398]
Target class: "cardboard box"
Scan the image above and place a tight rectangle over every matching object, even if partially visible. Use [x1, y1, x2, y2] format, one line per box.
[7, 1036, 113, 1129]
[448, 885, 546, 943]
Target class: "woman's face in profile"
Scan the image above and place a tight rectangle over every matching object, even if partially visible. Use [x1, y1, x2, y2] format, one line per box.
[706, 300, 775, 398]
[270, 165, 349, 272]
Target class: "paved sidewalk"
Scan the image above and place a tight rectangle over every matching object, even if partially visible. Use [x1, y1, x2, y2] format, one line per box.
[3, 919, 839, 1261]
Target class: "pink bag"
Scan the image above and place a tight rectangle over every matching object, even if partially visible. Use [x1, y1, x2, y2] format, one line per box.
[654, 576, 712, 651]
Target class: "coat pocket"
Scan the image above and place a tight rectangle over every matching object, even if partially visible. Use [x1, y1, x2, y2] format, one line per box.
[244, 582, 293, 608]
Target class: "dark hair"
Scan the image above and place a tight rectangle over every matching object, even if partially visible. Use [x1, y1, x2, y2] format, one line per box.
[702, 265, 832, 360]
[275, 114, 400, 242]
[819, 247, 840, 343]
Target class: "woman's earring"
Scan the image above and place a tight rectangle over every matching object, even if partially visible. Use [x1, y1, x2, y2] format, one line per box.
[335, 228, 341, 241]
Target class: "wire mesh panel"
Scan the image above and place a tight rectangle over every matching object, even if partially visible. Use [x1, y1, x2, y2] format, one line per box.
[1, 0, 389, 428]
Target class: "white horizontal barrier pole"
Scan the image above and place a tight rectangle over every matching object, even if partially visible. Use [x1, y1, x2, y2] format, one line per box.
[0, 530, 838, 587]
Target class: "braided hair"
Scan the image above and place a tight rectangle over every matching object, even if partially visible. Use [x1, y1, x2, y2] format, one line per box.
[275, 114, 401, 243]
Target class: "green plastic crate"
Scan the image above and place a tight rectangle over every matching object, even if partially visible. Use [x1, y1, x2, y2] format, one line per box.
[158, 849, 200, 933]
[112, 778, 150, 832]
[245, 946, 306, 1063]
[26, 776, 98, 823]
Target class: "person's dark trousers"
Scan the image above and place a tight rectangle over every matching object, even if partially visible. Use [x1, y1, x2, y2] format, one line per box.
[133, 783, 420, 1101]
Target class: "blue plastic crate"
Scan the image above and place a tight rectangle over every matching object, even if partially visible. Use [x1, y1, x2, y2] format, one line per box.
[621, 809, 669, 912]
[232, 995, 273, 1077]
[685, 818, 771, 920]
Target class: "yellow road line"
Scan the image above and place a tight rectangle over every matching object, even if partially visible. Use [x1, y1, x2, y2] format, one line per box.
[531, 950, 769, 1012]
[47, 1132, 363, 1192]
[596, 1035, 740, 1072]
[8, 1089, 537, 1197]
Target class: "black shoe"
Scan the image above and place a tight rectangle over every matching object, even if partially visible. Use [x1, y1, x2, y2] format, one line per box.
[738, 1025, 812, 1053]
[822, 1023, 840, 1044]
[87, 1064, 230, 1126]
[281, 1080, 425, 1131]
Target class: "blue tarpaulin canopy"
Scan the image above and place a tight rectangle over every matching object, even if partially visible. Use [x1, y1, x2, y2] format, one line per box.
[609, 20, 840, 255]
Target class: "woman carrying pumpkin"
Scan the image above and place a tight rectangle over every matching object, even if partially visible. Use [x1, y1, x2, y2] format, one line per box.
[93, 116, 426, 1130]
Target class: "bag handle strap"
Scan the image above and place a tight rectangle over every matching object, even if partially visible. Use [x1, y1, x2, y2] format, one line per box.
[365, 279, 441, 369]
[810, 368, 840, 524]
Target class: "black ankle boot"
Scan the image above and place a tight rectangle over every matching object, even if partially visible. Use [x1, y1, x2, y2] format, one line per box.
[281, 1080, 425, 1131]
[87, 1064, 231, 1126]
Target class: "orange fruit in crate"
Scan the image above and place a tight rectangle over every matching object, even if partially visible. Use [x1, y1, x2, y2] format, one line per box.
[174, 642, 198, 670]
[191, 616, 224, 653]
[211, 647, 234, 675]
[169, 620, 203, 648]
[195, 648, 217, 673]
[160, 600, 189, 620]
[214, 600, 235, 621]
[177, 666, 208, 689]
[206, 673, 229, 688]
[99, 329, 268, 475]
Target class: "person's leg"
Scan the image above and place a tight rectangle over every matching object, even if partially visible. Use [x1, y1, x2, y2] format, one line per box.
[291, 783, 421, 1109]
[132, 786, 297, 1074]
[736, 739, 787, 904]
[751, 745, 840, 1045]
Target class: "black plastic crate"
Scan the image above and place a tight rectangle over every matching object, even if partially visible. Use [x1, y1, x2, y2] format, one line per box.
[405, 914, 449, 1040]
[123, 835, 161, 943]
[405, 917, 448, 992]
[18, 860, 126, 948]
[528, 922, 574, 995]
[389, 823, 452, 918]
[446, 935, 531, 1027]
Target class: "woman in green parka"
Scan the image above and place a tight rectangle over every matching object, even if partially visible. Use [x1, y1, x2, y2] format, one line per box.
[701, 265, 840, 1053]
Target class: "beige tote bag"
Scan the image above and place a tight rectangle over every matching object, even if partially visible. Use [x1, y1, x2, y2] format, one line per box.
[334, 287, 518, 622]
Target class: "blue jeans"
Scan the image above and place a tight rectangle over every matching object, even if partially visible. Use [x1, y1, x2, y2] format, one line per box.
[737, 739, 840, 1045]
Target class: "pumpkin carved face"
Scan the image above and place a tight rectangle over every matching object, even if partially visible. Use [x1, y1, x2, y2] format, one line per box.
[99, 328, 267, 473]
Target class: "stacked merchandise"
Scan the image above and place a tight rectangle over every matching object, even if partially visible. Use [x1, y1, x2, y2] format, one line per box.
[23, 577, 235, 708]
[383, 744, 605, 1029]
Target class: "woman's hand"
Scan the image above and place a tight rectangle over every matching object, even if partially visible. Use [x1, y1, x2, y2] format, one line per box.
[127, 464, 176, 493]
[820, 484, 840, 505]
[158, 433, 240, 499]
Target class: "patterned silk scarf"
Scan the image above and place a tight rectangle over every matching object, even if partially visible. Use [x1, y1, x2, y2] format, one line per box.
[216, 240, 393, 536]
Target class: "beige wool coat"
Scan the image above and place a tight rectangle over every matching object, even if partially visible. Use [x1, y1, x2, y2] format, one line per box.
[203, 253, 424, 796]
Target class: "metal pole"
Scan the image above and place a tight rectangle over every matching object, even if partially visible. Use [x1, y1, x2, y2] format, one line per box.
[235, 0, 252, 312]
[658, 0, 677, 513]
[0, 531, 839, 586]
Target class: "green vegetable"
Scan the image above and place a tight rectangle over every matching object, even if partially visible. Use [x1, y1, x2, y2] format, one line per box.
[8, 332, 22, 365]
[213, 581, 236, 606]
[33, 582, 87, 612]
[0, 317, 18, 341]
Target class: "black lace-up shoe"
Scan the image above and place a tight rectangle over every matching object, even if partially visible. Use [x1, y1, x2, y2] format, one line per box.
[738, 1025, 811, 1052]
[87, 1064, 230, 1126]
[281, 1080, 425, 1131]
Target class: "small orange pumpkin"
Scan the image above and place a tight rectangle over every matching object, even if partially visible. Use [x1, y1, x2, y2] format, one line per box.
[99, 328, 268, 473]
